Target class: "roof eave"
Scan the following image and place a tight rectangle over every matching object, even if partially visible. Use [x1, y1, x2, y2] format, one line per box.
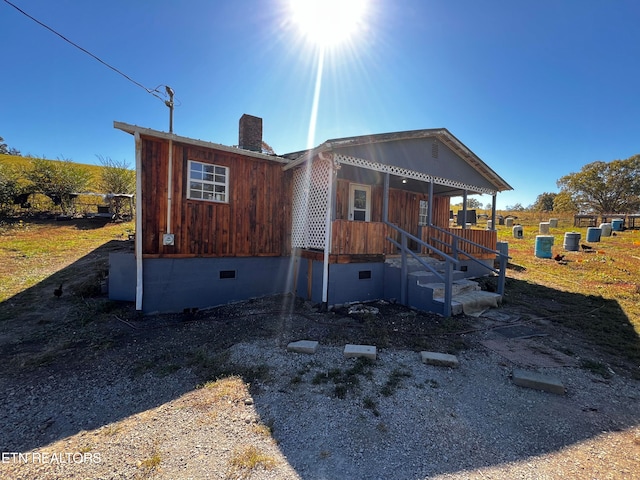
[113, 121, 291, 164]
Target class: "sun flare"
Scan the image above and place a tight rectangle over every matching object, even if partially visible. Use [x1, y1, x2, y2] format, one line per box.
[288, 0, 368, 48]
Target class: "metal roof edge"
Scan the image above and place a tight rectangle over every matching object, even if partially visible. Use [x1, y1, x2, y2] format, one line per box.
[281, 143, 332, 171]
[113, 121, 290, 164]
[437, 129, 513, 192]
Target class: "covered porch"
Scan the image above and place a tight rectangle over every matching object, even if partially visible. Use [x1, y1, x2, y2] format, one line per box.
[285, 130, 512, 315]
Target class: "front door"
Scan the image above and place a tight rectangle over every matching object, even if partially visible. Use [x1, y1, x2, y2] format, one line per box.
[348, 184, 371, 221]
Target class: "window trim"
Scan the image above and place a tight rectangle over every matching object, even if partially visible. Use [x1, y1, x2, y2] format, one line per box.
[187, 160, 229, 203]
[348, 183, 371, 222]
[418, 199, 429, 226]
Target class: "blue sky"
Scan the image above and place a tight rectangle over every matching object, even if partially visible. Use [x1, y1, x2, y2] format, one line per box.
[1, 0, 638, 209]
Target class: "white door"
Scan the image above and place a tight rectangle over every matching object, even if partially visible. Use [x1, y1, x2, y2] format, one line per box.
[348, 184, 371, 221]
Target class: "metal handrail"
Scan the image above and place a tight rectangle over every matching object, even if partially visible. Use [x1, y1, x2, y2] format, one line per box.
[385, 222, 459, 317]
[385, 222, 510, 316]
[428, 224, 509, 296]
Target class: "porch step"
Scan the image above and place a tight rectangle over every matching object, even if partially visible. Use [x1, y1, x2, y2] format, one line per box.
[408, 277, 501, 316]
[409, 269, 468, 286]
[418, 278, 480, 297]
[385, 255, 447, 273]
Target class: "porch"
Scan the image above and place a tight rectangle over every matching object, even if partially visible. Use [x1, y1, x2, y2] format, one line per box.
[330, 219, 498, 260]
[286, 129, 512, 315]
[295, 219, 505, 317]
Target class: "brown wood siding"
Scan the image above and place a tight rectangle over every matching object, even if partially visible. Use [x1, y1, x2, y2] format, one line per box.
[331, 220, 387, 255]
[140, 136, 291, 257]
[334, 179, 450, 227]
[332, 178, 453, 255]
[431, 196, 451, 228]
[141, 138, 168, 255]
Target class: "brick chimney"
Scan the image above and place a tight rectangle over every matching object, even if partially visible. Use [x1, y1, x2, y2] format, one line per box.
[238, 114, 262, 152]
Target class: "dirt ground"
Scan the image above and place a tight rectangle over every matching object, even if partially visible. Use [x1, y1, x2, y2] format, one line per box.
[1, 238, 639, 478]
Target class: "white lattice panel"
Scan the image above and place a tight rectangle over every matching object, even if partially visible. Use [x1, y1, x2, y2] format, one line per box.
[334, 153, 496, 195]
[291, 159, 332, 249]
[291, 167, 310, 249]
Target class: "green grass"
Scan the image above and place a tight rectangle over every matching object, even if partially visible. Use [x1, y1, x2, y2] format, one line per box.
[489, 212, 640, 373]
[0, 218, 134, 305]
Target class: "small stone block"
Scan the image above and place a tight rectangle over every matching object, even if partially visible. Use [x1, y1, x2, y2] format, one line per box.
[287, 340, 319, 354]
[512, 369, 565, 395]
[420, 351, 459, 368]
[344, 344, 377, 360]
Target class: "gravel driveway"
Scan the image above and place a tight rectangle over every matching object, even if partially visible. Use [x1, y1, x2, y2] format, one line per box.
[1, 295, 639, 479]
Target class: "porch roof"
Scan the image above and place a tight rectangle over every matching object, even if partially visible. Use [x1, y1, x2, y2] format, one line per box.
[283, 128, 513, 193]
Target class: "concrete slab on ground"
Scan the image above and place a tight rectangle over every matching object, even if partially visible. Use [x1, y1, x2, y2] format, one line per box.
[481, 338, 579, 368]
[287, 340, 319, 354]
[420, 351, 459, 368]
[344, 344, 377, 360]
[512, 369, 566, 395]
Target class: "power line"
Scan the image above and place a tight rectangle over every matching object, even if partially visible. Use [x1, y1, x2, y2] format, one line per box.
[2, 0, 170, 103]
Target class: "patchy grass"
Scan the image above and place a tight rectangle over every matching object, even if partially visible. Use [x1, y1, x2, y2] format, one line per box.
[137, 447, 162, 476]
[226, 445, 276, 479]
[362, 396, 380, 416]
[251, 422, 273, 438]
[580, 359, 613, 379]
[380, 367, 412, 397]
[201, 376, 248, 403]
[311, 357, 374, 398]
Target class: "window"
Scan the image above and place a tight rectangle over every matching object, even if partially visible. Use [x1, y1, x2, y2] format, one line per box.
[418, 200, 429, 226]
[188, 160, 229, 203]
[348, 184, 371, 221]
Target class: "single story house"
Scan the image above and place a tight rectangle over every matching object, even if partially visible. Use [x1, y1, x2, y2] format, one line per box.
[109, 115, 512, 316]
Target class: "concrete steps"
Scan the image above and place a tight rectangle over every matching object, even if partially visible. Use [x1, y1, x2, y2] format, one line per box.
[385, 255, 501, 316]
[409, 276, 501, 316]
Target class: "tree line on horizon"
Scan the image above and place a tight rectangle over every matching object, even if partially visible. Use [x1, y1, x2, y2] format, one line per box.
[504, 154, 640, 214]
[451, 154, 640, 215]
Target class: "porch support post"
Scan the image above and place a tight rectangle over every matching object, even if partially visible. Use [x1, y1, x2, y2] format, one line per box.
[134, 131, 143, 311]
[443, 260, 453, 317]
[491, 193, 497, 231]
[383, 172, 389, 223]
[321, 160, 334, 306]
[428, 180, 434, 226]
[461, 190, 468, 230]
[400, 233, 407, 305]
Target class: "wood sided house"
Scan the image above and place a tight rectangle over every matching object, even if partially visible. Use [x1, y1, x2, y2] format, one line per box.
[109, 115, 512, 316]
